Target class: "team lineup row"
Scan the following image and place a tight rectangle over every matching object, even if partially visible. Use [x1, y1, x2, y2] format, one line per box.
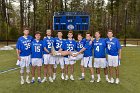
[16, 28, 122, 85]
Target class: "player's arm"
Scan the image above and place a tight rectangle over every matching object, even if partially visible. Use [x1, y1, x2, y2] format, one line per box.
[118, 49, 122, 60]
[77, 47, 86, 55]
[44, 47, 50, 53]
[16, 40, 21, 61]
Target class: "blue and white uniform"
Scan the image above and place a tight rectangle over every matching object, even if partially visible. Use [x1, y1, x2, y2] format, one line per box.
[31, 39, 43, 66]
[83, 40, 93, 68]
[16, 35, 33, 67]
[53, 37, 65, 69]
[93, 38, 107, 68]
[106, 37, 122, 67]
[61, 39, 76, 65]
[43, 36, 55, 65]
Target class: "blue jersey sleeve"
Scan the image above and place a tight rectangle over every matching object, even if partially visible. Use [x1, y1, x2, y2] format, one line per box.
[16, 39, 21, 50]
[84, 42, 90, 49]
[43, 38, 47, 48]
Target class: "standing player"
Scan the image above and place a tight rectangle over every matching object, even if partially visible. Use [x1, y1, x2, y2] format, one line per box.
[42, 29, 54, 83]
[16, 28, 33, 85]
[53, 31, 65, 80]
[61, 31, 76, 80]
[74, 32, 94, 82]
[93, 31, 110, 83]
[76, 33, 86, 80]
[31, 31, 43, 83]
[106, 30, 122, 84]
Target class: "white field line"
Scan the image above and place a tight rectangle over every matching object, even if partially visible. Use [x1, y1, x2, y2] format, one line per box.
[0, 67, 20, 74]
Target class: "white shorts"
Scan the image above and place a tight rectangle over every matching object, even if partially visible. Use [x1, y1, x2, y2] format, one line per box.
[43, 54, 55, 65]
[54, 56, 64, 69]
[19, 55, 31, 68]
[108, 55, 120, 67]
[31, 58, 42, 67]
[83, 56, 93, 68]
[80, 58, 84, 66]
[64, 58, 75, 65]
[94, 58, 107, 68]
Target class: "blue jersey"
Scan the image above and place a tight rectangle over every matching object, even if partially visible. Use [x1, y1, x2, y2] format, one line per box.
[53, 37, 64, 51]
[16, 35, 33, 56]
[83, 40, 93, 57]
[61, 39, 76, 57]
[43, 36, 54, 54]
[93, 38, 106, 58]
[31, 39, 43, 58]
[76, 38, 86, 52]
[106, 37, 122, 56]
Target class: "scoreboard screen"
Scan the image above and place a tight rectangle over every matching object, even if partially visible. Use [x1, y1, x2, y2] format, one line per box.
[53, 12, 90, 31]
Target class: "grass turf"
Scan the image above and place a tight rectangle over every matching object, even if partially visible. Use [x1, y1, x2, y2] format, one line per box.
[0, 47, 140, 93]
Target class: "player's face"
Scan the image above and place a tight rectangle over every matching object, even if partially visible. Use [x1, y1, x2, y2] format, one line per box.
[68, 33, 73, 38]
[35, 34, 41, 40]
[57, 32, 63, 38]
[78, 35, 82, 41]
[86, 34, 91, 40]
[23, 30, 29, 36]
[107, 32, 113, 38]
[46, 30, 51, 36]
[95, 32, 100, 39]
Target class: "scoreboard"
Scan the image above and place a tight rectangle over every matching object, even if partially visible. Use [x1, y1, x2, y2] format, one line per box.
[53, 12, 90, 31]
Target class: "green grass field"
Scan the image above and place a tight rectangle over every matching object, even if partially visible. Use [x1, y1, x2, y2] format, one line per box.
[0, 47, 140, 93]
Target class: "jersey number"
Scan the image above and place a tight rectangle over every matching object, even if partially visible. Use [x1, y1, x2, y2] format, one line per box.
[108, 44, 111, 50]
[95, 46, 99, 52]
[56, 43, 62, 49]
[35, 46, 40, 52]
[25, 43, 30, 50]
[47, 42, 52, 48]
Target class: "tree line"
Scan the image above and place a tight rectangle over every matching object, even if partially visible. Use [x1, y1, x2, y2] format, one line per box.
[0, 0, 140, 40]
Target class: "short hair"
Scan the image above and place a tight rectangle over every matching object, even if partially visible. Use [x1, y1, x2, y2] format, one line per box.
[57, 31, 62, 33]
[46, 29, 51, 32]
[107, 29, 113, 33]
[23, 27, 30, 31]
[78, 33, 83, 37]
[86, 32, 92, 36]
[35, 31, 41, 35]
[95, 31, 101, 35]
[68, 31, 73, 34]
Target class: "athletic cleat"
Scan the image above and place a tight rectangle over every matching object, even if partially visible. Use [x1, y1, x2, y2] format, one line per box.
[26, 79, 30, 84]
[41, 78, 47, 83]
[31, 80, 35, 84]
[70, 75, 74, 81]
[106, 78, 111, 83]
[49, 77, 54, 83]
[90, 78, 94, 83]
[65, 75, 69, 80]
[61, 74, 65, 80]
[97, 78, 101, 83]
[21, 79, 24, 85]
[115, 78, 120, 84]
[110, 78, 114, 84]
[79, 77, 85, 80]
[38, 79, 42, 83]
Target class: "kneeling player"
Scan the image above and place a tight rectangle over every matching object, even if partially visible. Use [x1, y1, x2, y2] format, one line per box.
[31, 31, 43, 83]
[93, 31, 110, 83]
[16, 28, 33, 85]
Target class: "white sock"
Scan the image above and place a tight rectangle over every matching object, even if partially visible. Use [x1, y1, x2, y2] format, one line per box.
[105, 75, 109, 79]
[32, 77, 35, 80]
[21, 76, 24, 80]
[70, 74, 73, 77]
[82, 73, 85, 77]
[91, 75, 94, 79]
[62, 73, 64, 76]
[38, 77, 41, 80]
[26, 75, 29, 80]
[53, 73, 56, 76]
[44, 77, 46, 79]
[97, 74, 100, 79]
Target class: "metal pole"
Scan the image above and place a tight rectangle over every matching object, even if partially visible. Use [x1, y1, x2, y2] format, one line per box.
[124, 7, 127, 47]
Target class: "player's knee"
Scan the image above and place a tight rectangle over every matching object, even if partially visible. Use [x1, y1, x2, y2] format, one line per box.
[61, 65, 64, 69]
[20, 67, 24, 74]
[54, 64, 57, 69]
[26, 66, 30, 73]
